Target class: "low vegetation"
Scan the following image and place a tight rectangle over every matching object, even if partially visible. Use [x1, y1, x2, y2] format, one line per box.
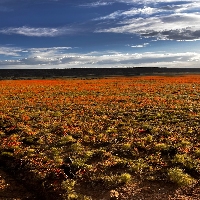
[0, 75, 200, 199]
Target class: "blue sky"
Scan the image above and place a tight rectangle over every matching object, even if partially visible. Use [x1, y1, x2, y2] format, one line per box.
[0, 0, 200, 68]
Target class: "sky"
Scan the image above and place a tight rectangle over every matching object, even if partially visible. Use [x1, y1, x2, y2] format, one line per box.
[0, 0, 200, 69]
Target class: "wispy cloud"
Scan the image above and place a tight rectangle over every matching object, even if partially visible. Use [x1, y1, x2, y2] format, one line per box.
[94, 6, 160, 20]
[115, 0, 196, 4]
[98, 13, 200, 41]
[0, 26, 76, 37]
[95, 1, 200, 41]
[80, 1, 113, 7]
[0, 46, 72, 60]
[95, 1, 200, 20]
[131, 43, 149, 48]
[0, 47, 22, 56]
[161, 2, 200, 13]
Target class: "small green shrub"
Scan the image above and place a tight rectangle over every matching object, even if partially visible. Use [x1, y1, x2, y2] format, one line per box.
[118, 173, 131, 183]
[180, 140, 192, 148]
[59, 135, 76, 145]
[194, 149, 200, 158]
[130, 158, 149, 174]
[70, 142, 83, 152]
[0, 131, 5, 137]
[173, 154, 196, 169]
[62, 179, 78, 199]
[168, 167, 197, 186]
[144, 134, 153, 143]
[154, 143, 169, 151]
[82, 196, 92, 200]
[122, 142, 132, 150]
[1, 151, 14, 158]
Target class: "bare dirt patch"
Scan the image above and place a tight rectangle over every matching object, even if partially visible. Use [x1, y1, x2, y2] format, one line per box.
[1, 167, 200, 200]
[117, 179, 200, 200]
[0, 168, 36, 200]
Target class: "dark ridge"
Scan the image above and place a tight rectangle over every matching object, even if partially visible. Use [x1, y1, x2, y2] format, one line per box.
[0, 67, 200, 79]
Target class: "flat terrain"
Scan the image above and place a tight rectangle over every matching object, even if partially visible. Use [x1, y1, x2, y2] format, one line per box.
[0, 68, 200, 79]
[0, 75, 200, 199]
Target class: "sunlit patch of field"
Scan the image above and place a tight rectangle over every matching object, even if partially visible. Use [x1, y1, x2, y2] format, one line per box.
[0, 75, 200, 199]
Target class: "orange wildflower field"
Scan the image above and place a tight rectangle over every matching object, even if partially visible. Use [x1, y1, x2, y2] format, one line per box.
[0, 75, 200, 199]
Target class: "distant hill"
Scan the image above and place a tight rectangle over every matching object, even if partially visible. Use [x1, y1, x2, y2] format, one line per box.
[0, 68, 200, 79]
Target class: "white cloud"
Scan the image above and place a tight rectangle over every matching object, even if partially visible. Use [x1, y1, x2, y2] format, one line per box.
[80, 1, 113, 7]
[95, 1, 200, 20]
[115, 0, 196, 4]
[0, 46, 72, 57]
[123, 6, 158, 16]
[0, 47, 22, 56]
[94, 7, 160, 21]
[1, 48, 200, 68]
[0, 26, 76, 37]
[95, 10, 122, 20]
[163, 2, 200, 13]
[96, 12, 200, 41]
[131, 43, 149, 48]
[94, 1, 200, 41]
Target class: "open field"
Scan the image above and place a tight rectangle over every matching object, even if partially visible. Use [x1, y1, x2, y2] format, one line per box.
[0, 75, 200, 199]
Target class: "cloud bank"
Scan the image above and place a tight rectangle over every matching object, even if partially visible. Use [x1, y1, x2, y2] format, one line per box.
[1, 46, 200, 69]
